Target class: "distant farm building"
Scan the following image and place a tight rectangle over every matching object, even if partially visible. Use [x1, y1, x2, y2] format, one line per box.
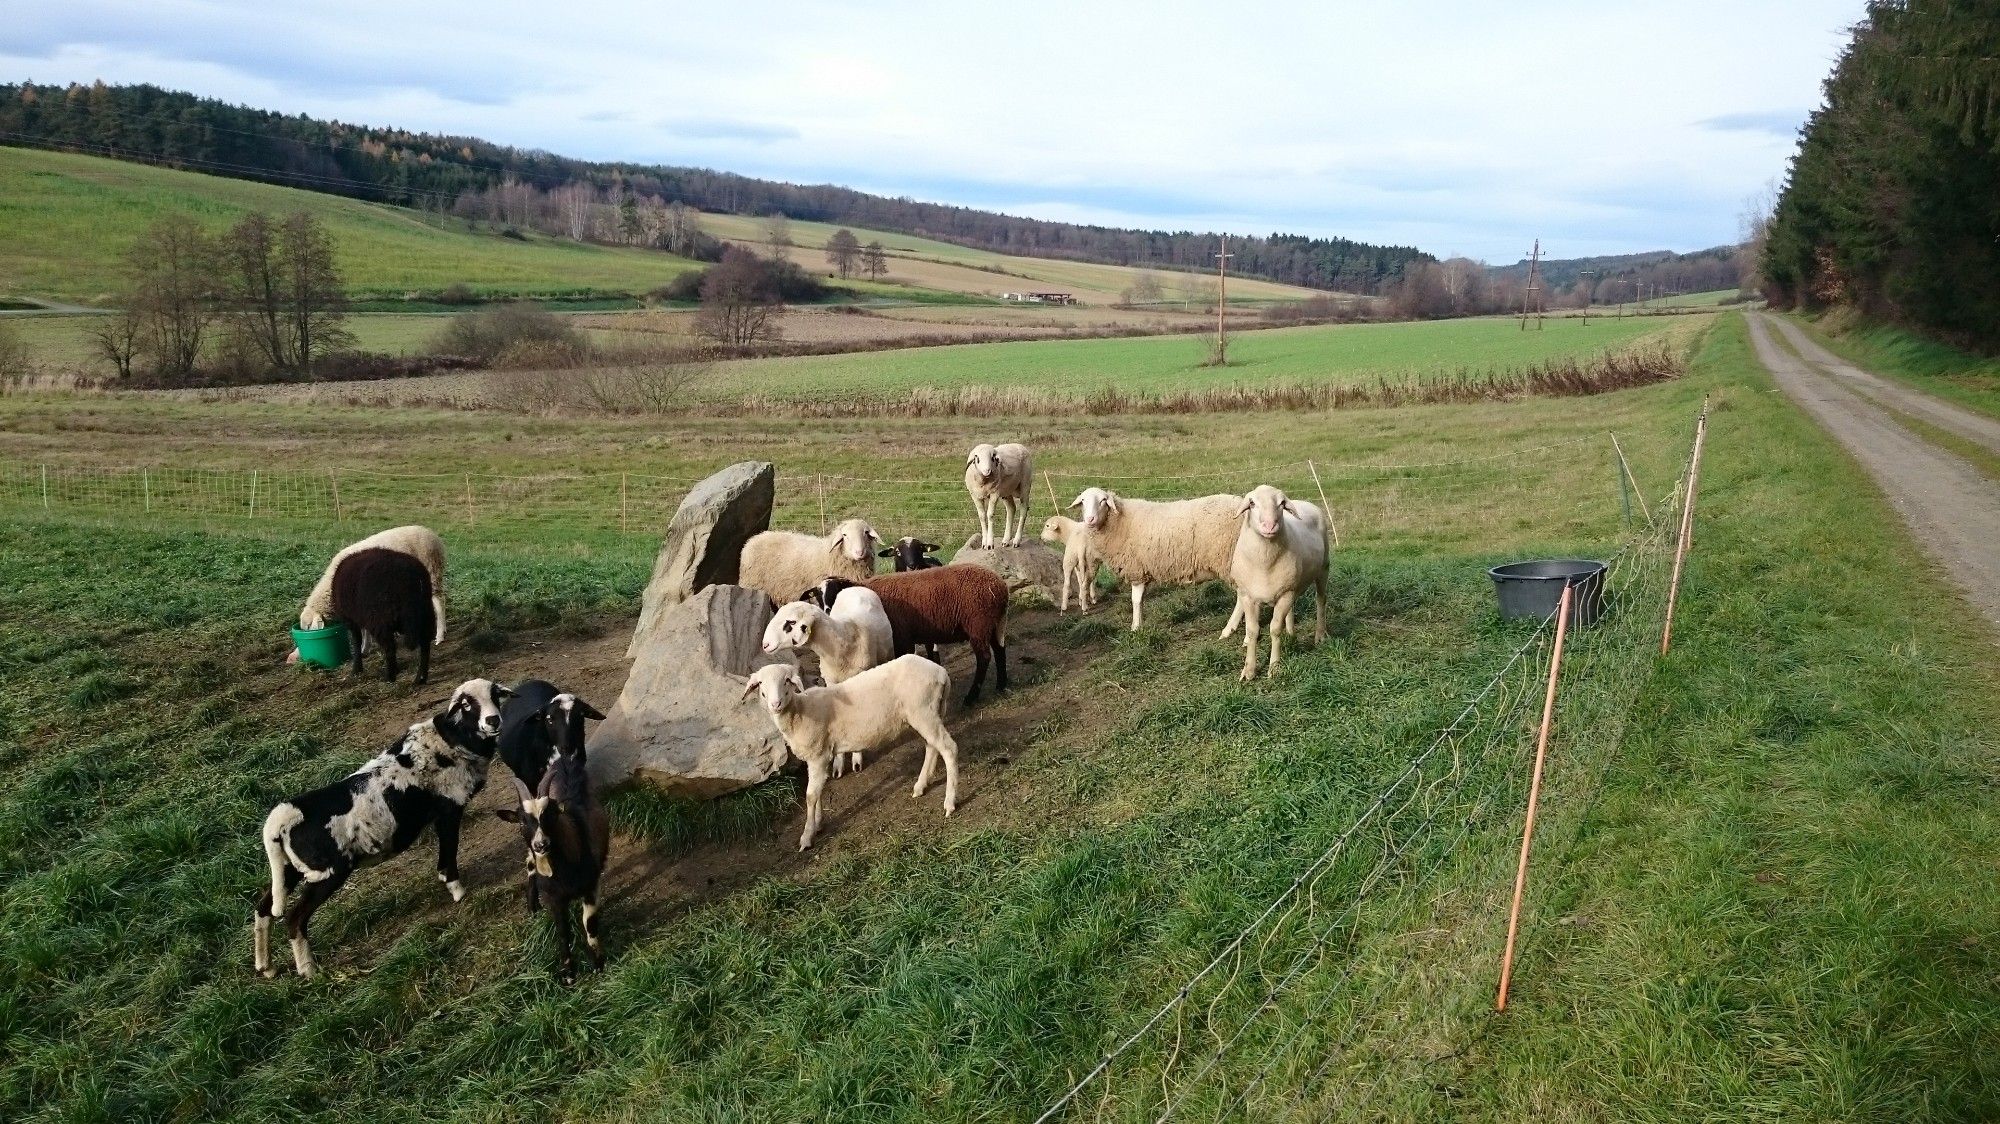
[1000, 291, 1080, 305]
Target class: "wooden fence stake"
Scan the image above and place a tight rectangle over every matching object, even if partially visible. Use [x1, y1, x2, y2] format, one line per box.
[248, 470, 259, 519]
[328, 469, 343, 523]
[1043, 470, 1063, 517]
[464, 474, 476, 526]
[1307, 459, 1339, 548]
[1609, 433, 1652, 527]
[142, 468, 151, 514]
[1496, 581, 1574, 1012]
[41, 464, 50, 510]
[817, 476, 829, 535]
[620, 473, 629, 536]
[1659, 402, 1709, 654]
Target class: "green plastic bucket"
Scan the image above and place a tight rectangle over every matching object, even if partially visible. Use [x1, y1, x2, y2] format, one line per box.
[291, 622, 351, 669]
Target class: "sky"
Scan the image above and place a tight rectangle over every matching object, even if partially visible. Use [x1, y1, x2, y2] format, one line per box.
[3, 0, 1864, 263]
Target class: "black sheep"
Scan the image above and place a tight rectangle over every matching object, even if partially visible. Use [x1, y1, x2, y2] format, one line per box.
[331, 546, 436, 684]
[878, 536, 943, 572]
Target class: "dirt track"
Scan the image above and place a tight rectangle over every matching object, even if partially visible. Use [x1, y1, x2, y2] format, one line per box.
[1747, 312, 2000, 633]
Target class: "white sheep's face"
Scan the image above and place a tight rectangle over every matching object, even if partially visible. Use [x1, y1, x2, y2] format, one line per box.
[761, 603, 817, 654]
[1240, 486, 1291, 540]
[1040, 516, 1067, 544]
[449, 678, 513, 741]
[1071, 487, 1117, 529]
[741, 665, 806, 714]
[835, 519, 879, 563]
[968, 443, 999, 480]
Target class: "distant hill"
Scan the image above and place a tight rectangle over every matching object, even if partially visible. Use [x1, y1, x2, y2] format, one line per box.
[0, 147, 707, 303]
[0, 81, 1430, 293]
[1490, 245, 1744, 294]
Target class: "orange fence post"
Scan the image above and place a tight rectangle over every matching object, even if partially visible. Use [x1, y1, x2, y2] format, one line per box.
[1660, 402, 1710, 654]
[328, 469, 343, 523]
[1496, 581, 1574, 1012]
[620, 472, 629, 536]
[1043, 470, 1062, 518]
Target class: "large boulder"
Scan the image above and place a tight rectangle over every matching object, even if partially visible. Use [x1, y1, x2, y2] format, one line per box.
[590, 584, 797, 796]
[628, 461, 775, 659]
[953, 534, 1067, 602]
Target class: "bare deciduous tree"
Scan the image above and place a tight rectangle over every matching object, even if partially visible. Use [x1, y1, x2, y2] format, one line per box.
[1120, 270, 1164, 305]
[87, 307, 144, 381]
[127, 213, 224, 383]
[695, 248, 782, 350]
[763, 212, 793, 260]
[825, 228, 862, 279]
[862, 240, 888, 279]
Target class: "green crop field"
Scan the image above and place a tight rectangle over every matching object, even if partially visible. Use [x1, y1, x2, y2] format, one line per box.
[713, 311, 1710, 401]
[0, 147, 708, 303]
[2, 310, 1997, 1120]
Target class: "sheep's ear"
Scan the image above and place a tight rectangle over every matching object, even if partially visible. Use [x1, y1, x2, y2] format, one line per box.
[491, 682, 515, 703]
[1282, 499, 1299, 516]
[573, 698, 606, 722]
[738, 677, 760, 701]
[920, 541, 940, 553]
[1067, 493, 1083, 510]
[787, 669, 807, 692]
[1103, 493, 1119, 514]
[1237, 496, 1254, 515]
[877, 546, 895, 558]
[494, 807, 524, 824]
[509, 776, 534, 807]
[966, 451, 979, 466]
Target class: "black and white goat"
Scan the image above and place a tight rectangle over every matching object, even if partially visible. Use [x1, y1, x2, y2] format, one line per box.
[878, 536, 943, 573]
[496, 693, 609, 984]
[496, 678, 575, 793]
[254, 678, 511, 978]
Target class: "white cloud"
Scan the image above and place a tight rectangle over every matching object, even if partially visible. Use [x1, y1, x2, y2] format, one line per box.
[0, 0, 1863, 259]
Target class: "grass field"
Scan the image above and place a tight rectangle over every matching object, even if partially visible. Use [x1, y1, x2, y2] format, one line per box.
[2, 311, 1996, 1120]
[0, 148, 707, 303]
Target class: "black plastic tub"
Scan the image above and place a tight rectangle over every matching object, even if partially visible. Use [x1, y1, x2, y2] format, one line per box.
[1487, 559, 1608, 627]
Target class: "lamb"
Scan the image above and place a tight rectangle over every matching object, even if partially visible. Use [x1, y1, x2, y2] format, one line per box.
[1224, 485, 1330, 680]
[879, 536, 943, 572]
[739, 658, 959, 851]
[496, 692, 609, 983]
[330, 547, 436, 684]
[1039, 515, 1100, 612]
[254, 678, 511, 978]
[805, 563, 1010, 705]
[762, 588, 895, 776]
[738, 518, 880, 607]
[1069, 486, 1242, 632]
[294, 525, 446, 662]
[496, 678, 590, 794]
[965, 442, 1032, 548]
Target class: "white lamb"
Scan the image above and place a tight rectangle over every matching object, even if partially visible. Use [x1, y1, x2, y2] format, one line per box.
[965, 442, 1032, 548]
[291, 524, 447, 662]
[740, 658, 960, 851]
[1069, 486, 1242, 631]
[738, 518, 880, 606]
[760, 586, 895, 777]
[1225, 485, 1330, 680]
[1039, 515, 1100, 612]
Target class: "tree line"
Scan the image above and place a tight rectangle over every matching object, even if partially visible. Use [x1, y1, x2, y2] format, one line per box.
[1, 81, 1429, 293]
[92, 210, 351, 384]
[1762, 1, 2000, 349]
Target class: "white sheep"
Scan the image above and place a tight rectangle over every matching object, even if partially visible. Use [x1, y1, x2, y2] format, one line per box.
[739, 658, 960, 851]
[965, 442, 1033, 548]
[1069, 486, 1242, 631]
[292, 525, 446, 662]
[760, 586, 895, 777]
[1224, 485, 1330, 680]
[1039, 515, 1100, 612]
[738, 518, 880, 606]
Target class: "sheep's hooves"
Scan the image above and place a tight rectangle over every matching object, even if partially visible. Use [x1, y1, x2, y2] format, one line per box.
[259, 967, 277, 979]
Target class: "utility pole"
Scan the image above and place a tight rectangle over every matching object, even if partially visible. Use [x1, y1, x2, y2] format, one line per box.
[1212, 234, 1233, 365]
[1519, 238, 1544, 331]
[1577, 269, 1597, 327]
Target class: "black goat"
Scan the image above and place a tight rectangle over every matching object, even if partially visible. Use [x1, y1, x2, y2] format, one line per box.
[497, 693, 609, 984]
[496, 678, 568, 793]
[255, 678, 511, 978]
[878, 536, 943, 572]
[330, 547, 436, 683]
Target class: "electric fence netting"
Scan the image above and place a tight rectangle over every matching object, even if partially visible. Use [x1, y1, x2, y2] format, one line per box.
[0, 428, 1672, 562]
[1031, 408, 1703, 1123]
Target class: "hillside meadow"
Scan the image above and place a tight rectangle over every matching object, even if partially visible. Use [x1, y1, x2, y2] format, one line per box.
[1, 311, 1997, 1119]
